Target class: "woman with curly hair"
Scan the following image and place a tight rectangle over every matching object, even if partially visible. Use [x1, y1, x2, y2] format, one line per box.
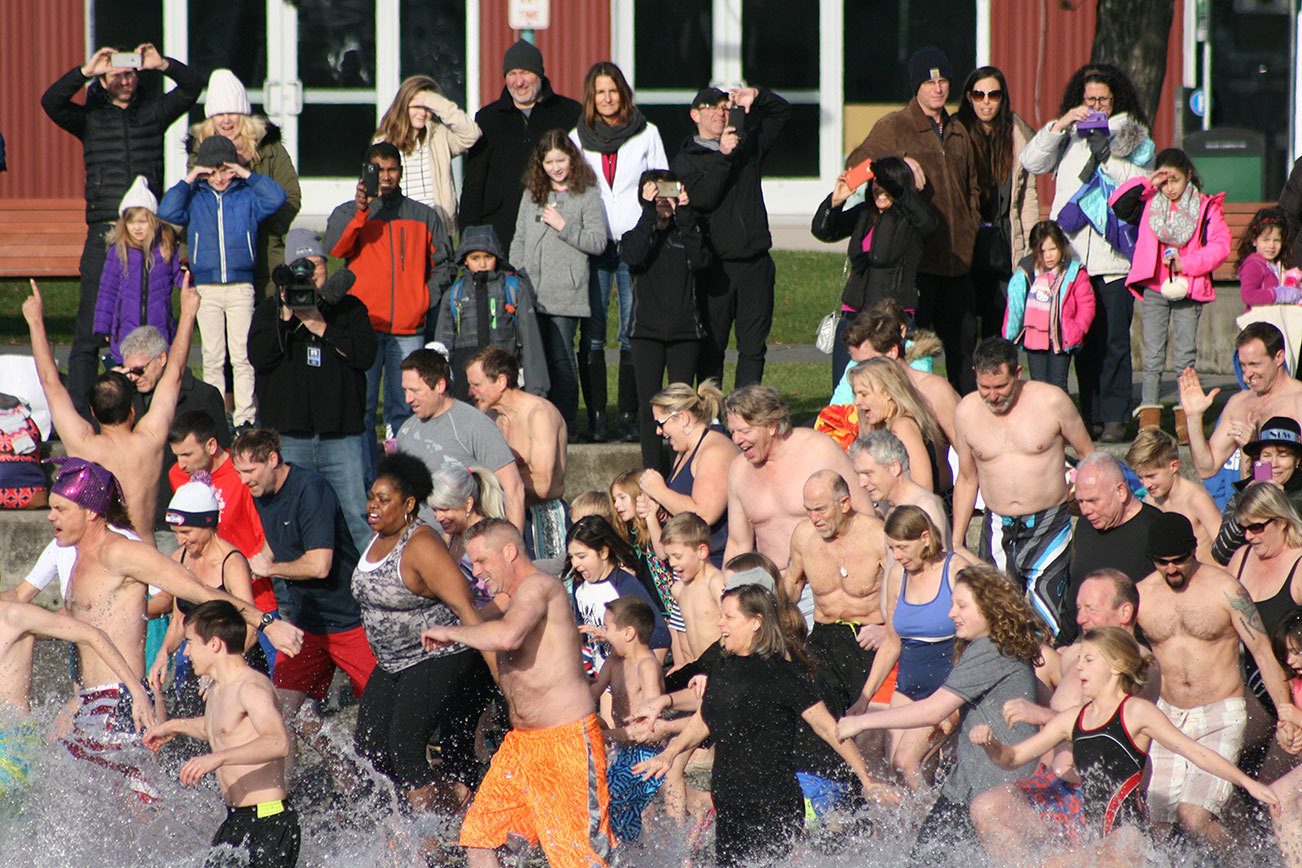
[837, 563, 1046, 856]
[1021, 64, 1155, 442]
[509, 130, 610, 430]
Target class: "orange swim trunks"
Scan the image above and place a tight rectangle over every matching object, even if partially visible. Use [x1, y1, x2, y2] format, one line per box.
[459, 713, 615, 867]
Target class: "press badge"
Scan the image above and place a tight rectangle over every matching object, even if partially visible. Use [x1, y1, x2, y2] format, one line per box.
[307, 345, 322, 367]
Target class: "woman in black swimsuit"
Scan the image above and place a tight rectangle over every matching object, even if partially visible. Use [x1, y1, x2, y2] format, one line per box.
[637, 380, 738, 567]
[971, 627, 1277, 862]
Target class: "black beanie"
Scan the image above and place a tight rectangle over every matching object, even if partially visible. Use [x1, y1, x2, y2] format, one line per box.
[1146, 511, 1198, 560]
[503, 39, 544, 78]
[907, 46, 953, 96]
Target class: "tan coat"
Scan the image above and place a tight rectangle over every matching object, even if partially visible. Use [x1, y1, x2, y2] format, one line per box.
[1009, 115, 1041, 265]
[848, 98, 981, 277]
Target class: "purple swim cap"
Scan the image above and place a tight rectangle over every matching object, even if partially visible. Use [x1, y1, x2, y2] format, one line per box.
[49, 457, 125, 518]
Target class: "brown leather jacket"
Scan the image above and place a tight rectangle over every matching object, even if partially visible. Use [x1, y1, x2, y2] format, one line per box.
[848, 98, 981, 277]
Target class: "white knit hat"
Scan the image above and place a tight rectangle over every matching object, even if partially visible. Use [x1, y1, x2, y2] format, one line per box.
[118, 175, 157, 215]
[166, 479, 221, 528]
[204, 69, 252, 118]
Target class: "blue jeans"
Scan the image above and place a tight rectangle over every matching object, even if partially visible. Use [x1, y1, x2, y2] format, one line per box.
[537, 312, 581, 431]
[1023, 349, 1072, 393]
[365, 332, 424, 480]
[582, 242, 633, 352]
[278, 432, 372, 554]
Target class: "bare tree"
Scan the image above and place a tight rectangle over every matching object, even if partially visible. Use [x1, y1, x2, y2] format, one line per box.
[1090, 0, 1175, 123]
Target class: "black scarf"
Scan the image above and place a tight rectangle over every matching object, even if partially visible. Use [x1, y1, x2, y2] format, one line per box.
[1078, 130, 1112, 183]
[574, 107, 648, 154]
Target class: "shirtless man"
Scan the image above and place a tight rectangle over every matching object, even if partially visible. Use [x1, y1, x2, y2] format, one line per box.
[849, 429, 952, 548]
[1127, 428, 1222, 563]
[785, 470, 888, 716]
[25, 277, 198, 545]
[464, 346, 568, 561]
[723, 385, 872, 622]
[952, 338, 1094, 638]
[144, 601, 297, 867]
[970, 570, 1158, 856]
[1137, 511, 1295, 854]
[420, 519, 614, 867]
[1181, 322, 1302, 478]
[46, 458, 302, 801]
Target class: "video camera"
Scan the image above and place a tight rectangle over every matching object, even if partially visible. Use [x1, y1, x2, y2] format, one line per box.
[272, 257, 318, 310]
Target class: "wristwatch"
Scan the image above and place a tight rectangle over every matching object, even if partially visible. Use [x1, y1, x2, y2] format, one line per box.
[258, 612, 277, 631]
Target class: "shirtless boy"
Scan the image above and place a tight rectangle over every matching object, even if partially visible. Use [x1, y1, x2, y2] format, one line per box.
[1126, 428, 1222, 563]
[952, 338, 1094, 637]
[420, 519, 614, 867]
[465, 347, 569, 560]
[25, 277, 199, 544]
[591, 597, 667, 843]
[786, 470, 888, 716]
[661, 513, 725, 663]
[1137, 512, 1295, 854]
[144, 601, 298, 867]
[1181, 322, 1302, 478]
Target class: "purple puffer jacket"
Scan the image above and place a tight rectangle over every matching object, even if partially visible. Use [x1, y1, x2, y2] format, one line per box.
[93, 243, 182, 363]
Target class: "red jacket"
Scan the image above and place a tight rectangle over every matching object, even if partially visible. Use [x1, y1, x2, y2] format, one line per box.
[324, 191, 454, 335]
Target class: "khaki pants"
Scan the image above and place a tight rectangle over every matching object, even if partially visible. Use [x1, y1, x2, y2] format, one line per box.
[195, 282, 255, 426]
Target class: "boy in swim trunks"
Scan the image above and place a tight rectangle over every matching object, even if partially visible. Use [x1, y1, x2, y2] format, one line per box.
[591, 597, 667, 842]
[145, 601, 298, 867]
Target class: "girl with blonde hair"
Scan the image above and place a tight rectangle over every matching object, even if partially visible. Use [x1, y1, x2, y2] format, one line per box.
[374, 74, 481, 226]
[848, 356, 947, 492]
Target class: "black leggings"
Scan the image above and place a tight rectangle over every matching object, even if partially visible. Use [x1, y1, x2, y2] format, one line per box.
[353, 649, 492, 791]
[631, 338, 701, 471]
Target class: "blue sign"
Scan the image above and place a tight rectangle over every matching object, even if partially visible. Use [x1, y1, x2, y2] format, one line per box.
[1190, 89, 1206, 118]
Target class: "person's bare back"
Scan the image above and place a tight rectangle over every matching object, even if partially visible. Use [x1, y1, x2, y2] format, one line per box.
[672, 564, 724, 660]
[789, 512, 886, 624]
[492, 390, 567, 505]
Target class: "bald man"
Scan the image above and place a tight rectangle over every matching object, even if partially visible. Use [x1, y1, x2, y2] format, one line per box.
[786, 470, 888, 716]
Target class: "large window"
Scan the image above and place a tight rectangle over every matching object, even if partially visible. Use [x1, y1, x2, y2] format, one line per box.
[400, 0, 467, 109]
[844, 0, 975, 103]
[634, 0, 712, 90]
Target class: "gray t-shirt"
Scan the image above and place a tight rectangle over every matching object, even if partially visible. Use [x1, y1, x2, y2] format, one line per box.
[940, 635, 1038, 803]
[396, 400, 515, 525]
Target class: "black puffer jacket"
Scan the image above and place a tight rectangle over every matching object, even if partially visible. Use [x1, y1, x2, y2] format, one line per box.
[622, 201, 712, 342]
[458, 79, 581, 249]
[41, 59, 203, 223]
[810, 178, 939, 312]
[670, 89, 791, 261]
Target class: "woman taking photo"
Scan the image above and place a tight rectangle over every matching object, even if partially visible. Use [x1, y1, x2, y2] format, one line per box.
[810, 156, 938, 387]
[848, 356, 948, 493]
[957, 66, 1039, 340]
[1021, 64, 1155, 442]
[374, 74, 481, 227]
[635, 584, 886, 866]
[838, 564, 1046, 856]
[352, 452, 493, 815]
[570, 61, 668, 443]
[638, 380, 738, 566]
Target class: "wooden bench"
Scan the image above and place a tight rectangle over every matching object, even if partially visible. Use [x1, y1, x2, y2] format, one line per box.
[1213, 201, 1271, 282]
[0, 199, 86, 278]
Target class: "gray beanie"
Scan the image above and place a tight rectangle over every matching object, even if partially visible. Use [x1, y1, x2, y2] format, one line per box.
[502, 39, 544, 78]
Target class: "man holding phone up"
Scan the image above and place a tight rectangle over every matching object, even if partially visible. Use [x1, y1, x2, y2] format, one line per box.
[672, 86, 791, 389]
[325, 142, 454, 483]
[41, 44, 203, 420]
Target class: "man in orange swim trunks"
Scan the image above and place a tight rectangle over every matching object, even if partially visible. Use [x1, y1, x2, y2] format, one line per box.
[421, 519, 614, 868]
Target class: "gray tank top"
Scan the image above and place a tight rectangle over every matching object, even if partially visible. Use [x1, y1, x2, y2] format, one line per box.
[351, 520, 465, 671]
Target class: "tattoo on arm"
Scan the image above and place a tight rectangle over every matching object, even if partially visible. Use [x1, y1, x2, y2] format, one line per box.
[1226, 586, 1266, 637]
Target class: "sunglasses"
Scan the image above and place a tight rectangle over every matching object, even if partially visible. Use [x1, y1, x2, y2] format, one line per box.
[969, 89, 1003, 102]
[124, 366, 148, 377]
[654, 412, 679, 432]
[1150, 552, 1193, 566]
[1244, 519, 1276, 535]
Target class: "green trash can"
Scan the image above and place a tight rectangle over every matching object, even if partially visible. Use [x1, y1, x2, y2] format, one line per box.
[1182, 128, 1266, 201]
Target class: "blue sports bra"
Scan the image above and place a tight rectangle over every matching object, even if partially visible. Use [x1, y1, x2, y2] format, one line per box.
[892, 552, 957, 642]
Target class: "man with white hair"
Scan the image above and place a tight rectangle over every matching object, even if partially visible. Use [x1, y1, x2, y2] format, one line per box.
[849, 430, 951, 548]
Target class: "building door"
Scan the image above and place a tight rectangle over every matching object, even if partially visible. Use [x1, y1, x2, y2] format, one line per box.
[613, 0, 843, 217]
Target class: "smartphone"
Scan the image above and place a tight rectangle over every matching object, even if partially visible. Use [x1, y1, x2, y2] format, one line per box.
[655, 180, 683, 199]
[361, 163, 380, 197]
[727, 106, 746, 135]
[844, 158, 875, 191]
[1254, 460, 1274, 482]
[109, 52, 142, 69]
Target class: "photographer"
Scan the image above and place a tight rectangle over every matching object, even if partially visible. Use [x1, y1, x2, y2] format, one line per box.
[248, 228, 378, 552]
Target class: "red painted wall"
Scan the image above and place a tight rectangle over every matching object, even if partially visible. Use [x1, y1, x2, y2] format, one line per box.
[0, 0, 86, 199]
[477, 0, 611, 109]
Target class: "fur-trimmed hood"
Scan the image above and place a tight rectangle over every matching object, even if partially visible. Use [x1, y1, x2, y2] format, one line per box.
[183, 120, 283, 155]
[1101, 112, 1150, 160]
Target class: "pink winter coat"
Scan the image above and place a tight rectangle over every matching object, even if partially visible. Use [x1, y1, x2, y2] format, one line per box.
[1109, 176, 1230, 302]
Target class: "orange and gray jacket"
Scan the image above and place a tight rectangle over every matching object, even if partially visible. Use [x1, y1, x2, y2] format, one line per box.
[325, 190, 454, 335]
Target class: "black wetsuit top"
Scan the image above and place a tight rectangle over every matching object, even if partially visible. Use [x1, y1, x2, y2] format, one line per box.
[1073, 696, 1147, 835]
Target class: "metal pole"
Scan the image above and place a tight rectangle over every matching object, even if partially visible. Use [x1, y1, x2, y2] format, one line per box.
[521, 29, 535, 44]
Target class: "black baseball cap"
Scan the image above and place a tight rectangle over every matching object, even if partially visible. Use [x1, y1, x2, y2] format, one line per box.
[690, 87, 729, 108]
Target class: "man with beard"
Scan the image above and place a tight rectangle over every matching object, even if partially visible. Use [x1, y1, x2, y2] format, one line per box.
[1136, 512, 1296, 855]
[951, 338, 1093, 637]
[785, 470, 887, 716]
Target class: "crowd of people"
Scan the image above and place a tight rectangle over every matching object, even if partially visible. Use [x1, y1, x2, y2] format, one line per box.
[8, 31, 1302, 868]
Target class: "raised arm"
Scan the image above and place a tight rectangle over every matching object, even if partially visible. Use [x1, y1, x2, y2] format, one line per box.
[1178, 368, 1234, 477]
[23, 280, 94, 448]
[136, 276, 200, 437]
